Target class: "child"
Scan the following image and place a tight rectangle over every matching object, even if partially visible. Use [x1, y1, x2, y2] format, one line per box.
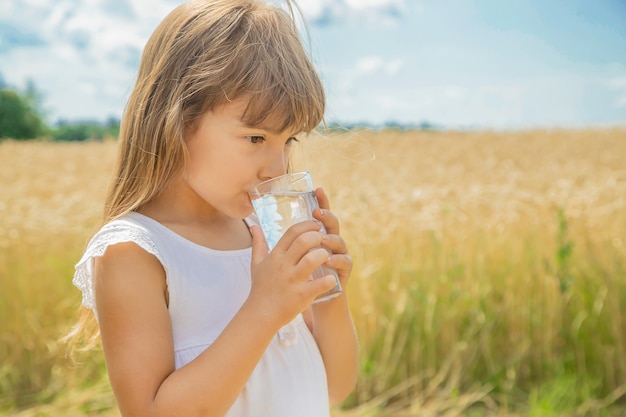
[68, 0, 359, 416]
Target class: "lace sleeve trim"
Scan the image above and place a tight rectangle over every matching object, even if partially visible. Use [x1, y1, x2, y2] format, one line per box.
[72, 222, 163, 310]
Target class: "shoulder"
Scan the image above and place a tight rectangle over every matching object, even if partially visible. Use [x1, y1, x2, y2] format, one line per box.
[79, 213, 172, 270]
[89, 213, 161, 257]
[93, 239, 167, 312]
[73, 213, 166, 311]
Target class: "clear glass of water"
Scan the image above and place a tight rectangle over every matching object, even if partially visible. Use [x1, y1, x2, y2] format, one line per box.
[249, 171, 343, 303]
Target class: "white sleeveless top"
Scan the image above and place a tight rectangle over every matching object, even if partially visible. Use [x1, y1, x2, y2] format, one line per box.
[73, 212, 330, 417]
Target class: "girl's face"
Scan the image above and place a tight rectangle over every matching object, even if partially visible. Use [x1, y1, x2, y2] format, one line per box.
[183, 98, 300, 220]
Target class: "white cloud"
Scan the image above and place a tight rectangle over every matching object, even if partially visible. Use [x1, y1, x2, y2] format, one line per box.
[298, 0, 408, 26]
[443, 85, 469, 101]
[2, 0, 623, 128]
[384, 59, 404, 76]
[355, 56, 405, 76]
[344, 0, 405, 11]
[296, 1, 327, 19]
[300, 0, 406, 14]
[326, 77, 533, 128]
[609, 76, 626, 107]
[128, 0, 181, 25]
[2, 0, 413, 122]
[46, 3, 73, 31]
[0, 0, 179, 120]
[22, 0, 51, 7]
[609, 76, 626, 89]
[356, 56, 384, 74]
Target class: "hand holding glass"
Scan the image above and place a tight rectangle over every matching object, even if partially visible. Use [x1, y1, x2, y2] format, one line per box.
[249, 171, 343, 303]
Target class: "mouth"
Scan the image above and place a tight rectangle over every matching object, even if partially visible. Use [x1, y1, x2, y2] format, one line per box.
[245, 192, 256, 208]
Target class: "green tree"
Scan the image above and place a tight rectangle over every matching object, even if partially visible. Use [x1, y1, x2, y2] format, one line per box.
[0, 87, 48, 140]
[52, 118, 120, 142]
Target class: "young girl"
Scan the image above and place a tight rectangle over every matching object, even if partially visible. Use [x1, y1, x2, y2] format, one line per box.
[69, 0, 358, 416]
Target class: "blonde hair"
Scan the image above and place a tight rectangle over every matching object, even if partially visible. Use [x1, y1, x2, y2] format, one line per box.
[66, 0, 325, 352]
[108, 0, 324, 222]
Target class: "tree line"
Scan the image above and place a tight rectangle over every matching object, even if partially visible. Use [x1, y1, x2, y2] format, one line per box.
[0, 83, 120, 141]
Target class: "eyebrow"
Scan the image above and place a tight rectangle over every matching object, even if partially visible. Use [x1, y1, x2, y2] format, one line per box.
[241, 122, 299, 137]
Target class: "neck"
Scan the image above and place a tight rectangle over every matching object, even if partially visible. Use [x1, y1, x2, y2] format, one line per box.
[140, 176, 221, 224]
[138, 177, 252, 251]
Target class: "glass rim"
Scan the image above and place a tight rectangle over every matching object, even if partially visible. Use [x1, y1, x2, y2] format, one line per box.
[250, 171, 313, 196]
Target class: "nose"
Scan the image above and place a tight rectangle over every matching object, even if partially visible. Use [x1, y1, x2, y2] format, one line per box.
[259, 147, 288, 181]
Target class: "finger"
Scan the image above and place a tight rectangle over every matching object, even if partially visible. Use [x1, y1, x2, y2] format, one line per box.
[314, 187, 330, 210]
[326, 253, 353, 283]
[313, 189, 341, 235]
[320, 233, 348, 255]
[284, 231, 327, 269]
[313, 206, 341, 236]
[272, 220, 323, 253]
[305, 274, 338, 299]
[250, 225, 269, 266]
[292, 247, 331, 279]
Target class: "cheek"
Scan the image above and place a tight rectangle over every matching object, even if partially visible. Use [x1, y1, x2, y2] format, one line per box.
[185, 139, 223, 175]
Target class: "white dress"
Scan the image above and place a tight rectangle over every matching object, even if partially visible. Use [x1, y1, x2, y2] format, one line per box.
[73, 212, 330, 417]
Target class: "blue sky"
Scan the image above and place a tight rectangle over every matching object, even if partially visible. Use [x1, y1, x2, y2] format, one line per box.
[1, 0, 625, 130]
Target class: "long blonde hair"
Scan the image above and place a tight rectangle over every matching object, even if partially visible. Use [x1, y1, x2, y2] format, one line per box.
[66, 0, 325, 351]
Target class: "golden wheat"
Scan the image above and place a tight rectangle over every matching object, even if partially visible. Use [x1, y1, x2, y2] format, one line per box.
[1, 128, 625, 416]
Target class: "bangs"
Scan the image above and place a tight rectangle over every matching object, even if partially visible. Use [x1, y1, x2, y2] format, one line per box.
[219, 7, 325, 134]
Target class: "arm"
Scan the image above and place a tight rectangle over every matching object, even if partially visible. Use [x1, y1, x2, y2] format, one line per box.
[308, 188, 359, 404]
[94, 221, 337, 417]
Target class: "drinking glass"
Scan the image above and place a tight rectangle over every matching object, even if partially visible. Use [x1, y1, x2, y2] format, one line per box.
[249, 171, 343, 303]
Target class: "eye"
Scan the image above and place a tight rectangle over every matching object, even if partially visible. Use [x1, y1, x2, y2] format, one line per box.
[285, 136, 299, 146]
[246, 135, 265, 144]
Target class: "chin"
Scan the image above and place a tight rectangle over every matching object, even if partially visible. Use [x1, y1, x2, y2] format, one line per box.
[234, 204, 255, 220]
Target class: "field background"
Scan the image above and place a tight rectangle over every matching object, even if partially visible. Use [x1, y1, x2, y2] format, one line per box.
[1, 128, 625, 416]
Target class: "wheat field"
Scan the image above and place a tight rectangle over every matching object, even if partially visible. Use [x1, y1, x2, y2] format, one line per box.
[1, 128, 625, 416]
